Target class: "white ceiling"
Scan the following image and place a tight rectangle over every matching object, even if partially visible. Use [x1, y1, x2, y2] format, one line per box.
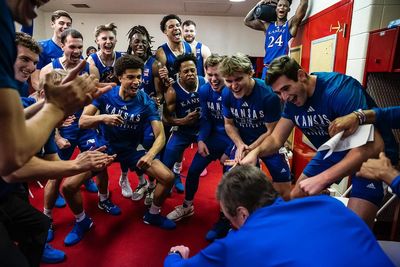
[39, 0, 257, 17]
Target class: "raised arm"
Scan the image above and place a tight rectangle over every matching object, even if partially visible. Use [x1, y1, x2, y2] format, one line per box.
[244, 0, 270, 31]
[289, 0, 309, 37]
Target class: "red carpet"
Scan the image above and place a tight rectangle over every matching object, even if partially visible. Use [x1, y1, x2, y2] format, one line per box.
[29, 145, 224, 267]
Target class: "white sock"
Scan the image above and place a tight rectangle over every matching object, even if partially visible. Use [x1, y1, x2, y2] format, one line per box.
[99, 192, 109, 202]
[43, 208, 52, 219]
[173, 162, 182, 174]
[149, 203, 161, 215]
[138, 174, 146, 185]
[75, 211, 86, 222]
[183, 200, 193, 208]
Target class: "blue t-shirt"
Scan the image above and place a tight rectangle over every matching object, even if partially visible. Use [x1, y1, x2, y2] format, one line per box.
[0, 0, 18, 91]
[141, 56, 157, 97]
[20, 97, 57, 155]
[173, 76, 206, 135]
[222, 78, 281, 144]
[0, 0, 19, 198]
[282, 72, 371, 149]
[264, 21, 292, 65]
[391, 176, 400, 196]
[92, 86, 159, 151]
[373, 106, 400, 129]
[89, 51, 123, 83]
[159, 41, 192, 78]
[198, 83, 227, 142]
[194, 42, 204, 77]
[164, 196, 394, 267]
[37, 39, 63, 70]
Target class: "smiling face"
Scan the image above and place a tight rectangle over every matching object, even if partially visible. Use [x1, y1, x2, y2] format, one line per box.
[183, 24, 196, 44]
[62, 35, 83, 66]
[119, 68, 142, 98]
[52, 16, 72, 40]
[164, 19, 182, 44]
[276, 0, 290, 20]
[270, 71, 308, 106]
[14, 45, 39, 83]
[96, 30, 117, 56]
[206, 65, 224, 93]
[130, 33, 149, 59]
[223, 71, 254, 99]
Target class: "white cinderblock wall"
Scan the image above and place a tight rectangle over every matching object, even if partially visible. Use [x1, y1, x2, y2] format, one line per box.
[347, 0, 400, 82]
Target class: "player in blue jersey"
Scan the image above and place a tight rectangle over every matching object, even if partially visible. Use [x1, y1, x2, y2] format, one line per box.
[40, 29, 122, 246]
[31, 10, 72, 91]
[120, 25, 166, 201]
[329, 106, 400, 196]
[1, 3, 113, 264]
[241, 55, 399, 227]
[80, 55, 176, 230]
[156, 14, 193, 80]
[162, 54, 206, 193]
[164, 165, 395, 267]
[166, 54, 232, 227]
[88, 23, 123, 84]
[182, 20, 211, 77]
[220, 54, 292, 200]
[245, 0, 308, 79]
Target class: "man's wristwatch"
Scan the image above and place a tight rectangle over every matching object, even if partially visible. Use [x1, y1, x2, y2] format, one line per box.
[168, 250, 182, 257]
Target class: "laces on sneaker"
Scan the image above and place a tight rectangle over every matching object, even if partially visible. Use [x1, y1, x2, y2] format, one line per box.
[132, 180, 149, 201]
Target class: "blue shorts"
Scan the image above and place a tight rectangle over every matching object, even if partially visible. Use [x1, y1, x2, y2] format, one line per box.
[162, 131, 197, 169]
[303, 150, 383, 206]
[202, 134, 233, 161]
[57, 129, 106, 160]
[230, 146, 291, 183]
[111, 146, 146, 172]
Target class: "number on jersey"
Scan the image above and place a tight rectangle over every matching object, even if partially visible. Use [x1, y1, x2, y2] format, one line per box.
[268, 35, 283, 48]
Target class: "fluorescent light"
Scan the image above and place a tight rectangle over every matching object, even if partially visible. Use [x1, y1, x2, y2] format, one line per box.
[230, 0, 246, 2]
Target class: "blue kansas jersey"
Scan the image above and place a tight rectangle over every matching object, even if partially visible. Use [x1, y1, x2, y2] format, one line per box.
[222, 78, 281, 144]
[92, 86, 159, 150]
[173, 76, 206, 135]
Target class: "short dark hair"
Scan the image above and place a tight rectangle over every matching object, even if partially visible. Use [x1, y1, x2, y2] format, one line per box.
[86, 46, 97, 55]
[265, 55, 301, 86]
[114, 55, 144, 77]
[160, 14, 182, 32]
[15, 32, 41, 55]
[174, 53, 197, 73]
[60, 29, 83, 44]
[182, 20, 196, 28]
[51, 10, 72, 23]
[217, 165, 279, 217]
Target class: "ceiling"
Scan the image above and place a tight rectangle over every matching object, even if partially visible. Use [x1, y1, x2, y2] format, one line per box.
[39, 0, 257, 17]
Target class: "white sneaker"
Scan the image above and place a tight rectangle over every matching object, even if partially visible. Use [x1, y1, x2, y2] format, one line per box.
[167, 205, 194, 222]
[132, 180, 149, 201]
[119, 176, 133, 198]
[144, 185, 155, 206]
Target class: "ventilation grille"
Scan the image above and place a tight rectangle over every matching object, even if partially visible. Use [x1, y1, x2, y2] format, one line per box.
[71, 3, 90, 8]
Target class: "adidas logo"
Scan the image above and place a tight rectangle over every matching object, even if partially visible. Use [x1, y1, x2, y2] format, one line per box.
[307, 106, 315, 112]
[280, 168, 287, 173]
[121, 105, 128, 110]
[217, 96, 222, 101]
[191, 93, 196, 97]
[242, 102, 249, 107]
[366, 183, 376, 190]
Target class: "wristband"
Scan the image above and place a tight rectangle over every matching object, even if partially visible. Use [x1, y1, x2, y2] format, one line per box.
[352, 109, 366, 125]
[168, 250, 182, 257]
